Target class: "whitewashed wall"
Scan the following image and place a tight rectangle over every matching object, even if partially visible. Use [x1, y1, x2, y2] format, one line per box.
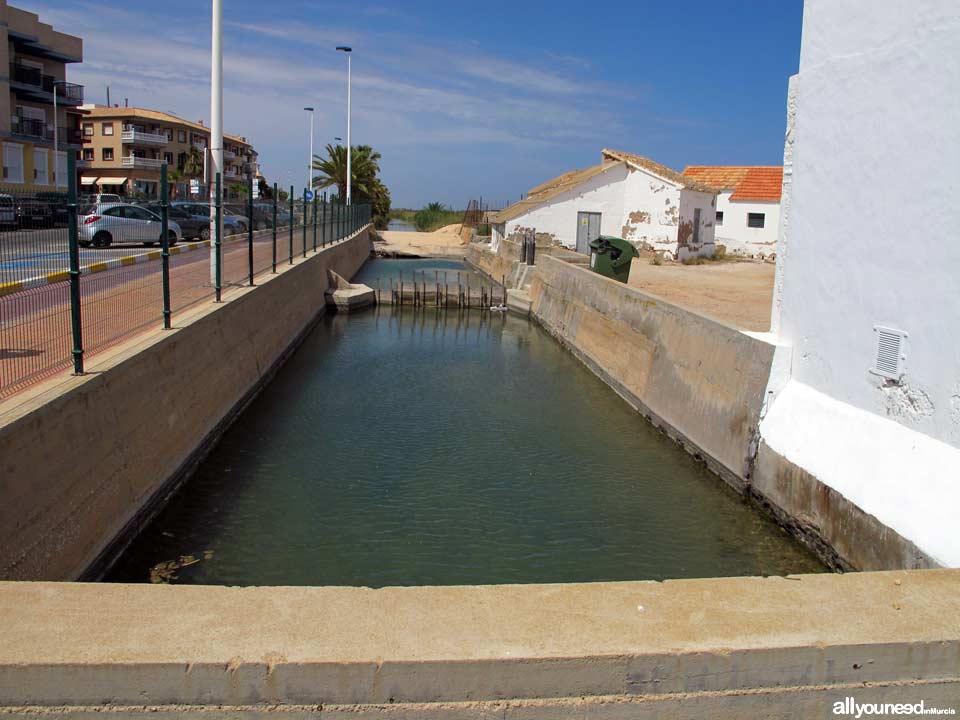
[761, 0, 960, 567]
[676, 189, 717, 260]
[618, 168, 684, 257]
[714, 193, 780, 257]
[776, 0, 960, 447]
[503, 164, 628, 249]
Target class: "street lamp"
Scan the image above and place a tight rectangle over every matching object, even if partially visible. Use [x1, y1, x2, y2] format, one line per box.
[304, 107, 314, 191]
[335, 45, 352, 205]
[210, 0, 224, 288]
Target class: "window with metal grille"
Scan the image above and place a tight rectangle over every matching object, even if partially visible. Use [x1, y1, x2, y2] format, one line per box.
[871, 326, 907, 379]
[748, 212, 765, 228]
[716, 211, 724, 226]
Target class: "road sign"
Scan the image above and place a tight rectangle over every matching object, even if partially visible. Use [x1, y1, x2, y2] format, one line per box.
[304, 189, 314, 201]
[190, 179, 200, 195]
[252, 182, 260, 199]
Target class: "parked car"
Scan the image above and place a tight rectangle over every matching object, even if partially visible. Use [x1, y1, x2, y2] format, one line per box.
[0, 194, 15, 228]
[139, 203, 207, 241]
[79, 193, 124, 205]
[224, 204, 252, 232]
[15, 198, 52, 228]
[171, 202, 244, 236]
[78, 203, 181, 248]
[35, 192, 69, 226]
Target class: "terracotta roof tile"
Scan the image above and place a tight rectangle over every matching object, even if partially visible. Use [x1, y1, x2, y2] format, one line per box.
[729, 167, 783, 202]
[683, 165, 782, 202]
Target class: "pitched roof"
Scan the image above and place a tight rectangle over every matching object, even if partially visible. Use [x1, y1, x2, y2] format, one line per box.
[490, 149, 723, 224]
[683, 165, 783, 202]
[490, 161, 619, 223]
[601, 148, 718, 193]
[83, 106, 253, 147]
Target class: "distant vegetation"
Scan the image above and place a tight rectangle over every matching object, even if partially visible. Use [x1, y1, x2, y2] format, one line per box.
[390, 203, 464, 232]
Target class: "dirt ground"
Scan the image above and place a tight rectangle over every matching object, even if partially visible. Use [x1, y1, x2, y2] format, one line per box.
[376, 224, 467, 258]
[627, 256, 775, 331]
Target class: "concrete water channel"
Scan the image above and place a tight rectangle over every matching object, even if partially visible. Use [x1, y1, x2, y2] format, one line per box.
[105, 257, 824, 586]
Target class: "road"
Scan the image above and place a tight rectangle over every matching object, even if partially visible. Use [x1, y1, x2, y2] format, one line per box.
[0, 226, 253, 285]
[0, 218, 347, 398]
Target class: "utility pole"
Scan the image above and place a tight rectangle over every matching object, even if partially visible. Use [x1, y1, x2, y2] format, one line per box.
[209, 0, 223, 285]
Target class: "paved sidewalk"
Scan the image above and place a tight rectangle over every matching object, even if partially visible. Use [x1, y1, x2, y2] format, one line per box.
[0, 221, 349, 399]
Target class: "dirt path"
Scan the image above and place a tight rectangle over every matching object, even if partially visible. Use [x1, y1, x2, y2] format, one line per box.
[376, 224, 467, 258]
[627, 258, 775, 331]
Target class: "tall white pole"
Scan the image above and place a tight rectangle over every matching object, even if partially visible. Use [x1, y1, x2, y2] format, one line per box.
[209, 0, 223, 285]
[306, 109, 314, 190]
[346, 54, 351, 205]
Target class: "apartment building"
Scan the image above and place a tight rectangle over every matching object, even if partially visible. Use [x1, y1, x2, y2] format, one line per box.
[0, 0, 84, 193]
[78, 105, 260, 199]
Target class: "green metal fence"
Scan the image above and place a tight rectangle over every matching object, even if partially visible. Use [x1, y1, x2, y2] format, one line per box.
[0, 158, 372, 399]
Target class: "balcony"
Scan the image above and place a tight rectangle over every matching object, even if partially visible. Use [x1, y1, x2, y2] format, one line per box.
[60, 127, 84, 146]
[121, 128, 168, 146]
[9, 63, 84, 105]
[223, 148, 237, 160]
[121, 156, 165, 169]
[12, 115, 53, 141]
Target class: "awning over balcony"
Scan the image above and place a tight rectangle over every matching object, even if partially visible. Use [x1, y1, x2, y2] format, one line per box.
[81, 176, 127, 185]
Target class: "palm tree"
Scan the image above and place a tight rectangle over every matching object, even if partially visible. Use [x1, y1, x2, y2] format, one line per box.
[182, 146, 204, 179]
[311, 144, 381, 200]
[166, 167, 184, 199]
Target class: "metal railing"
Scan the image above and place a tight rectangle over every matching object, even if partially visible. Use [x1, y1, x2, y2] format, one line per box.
[121, 129, 168, 145]
[121, 156, 166, 169]
[11, 115, 53, 141]
[8, 63, 84, 103]
[0, 161, 372, 400]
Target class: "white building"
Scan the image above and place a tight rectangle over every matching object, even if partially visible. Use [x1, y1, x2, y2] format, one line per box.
[491, 149, 718, 261]
[758, 0, 960, 567]
[682, 166, 782, 258]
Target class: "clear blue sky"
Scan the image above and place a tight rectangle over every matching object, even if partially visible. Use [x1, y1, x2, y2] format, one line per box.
[35, 0, 804, 208]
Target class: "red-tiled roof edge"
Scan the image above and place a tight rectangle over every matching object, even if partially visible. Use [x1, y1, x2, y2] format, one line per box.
[728, 167, 784, 202]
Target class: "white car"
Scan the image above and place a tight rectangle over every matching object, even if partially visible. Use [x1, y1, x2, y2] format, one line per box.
[78, 203, 181, 248]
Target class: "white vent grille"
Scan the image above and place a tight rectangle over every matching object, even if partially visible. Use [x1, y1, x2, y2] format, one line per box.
[872, 326, 907, 379]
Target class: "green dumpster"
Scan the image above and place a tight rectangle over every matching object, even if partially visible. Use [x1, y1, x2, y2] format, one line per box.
[588, 235, 639, 283]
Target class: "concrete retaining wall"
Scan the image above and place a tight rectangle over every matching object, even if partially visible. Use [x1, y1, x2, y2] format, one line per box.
[751, 440, 939, 571]
[0, 228, 372, 582]
[528, 254, 772, 488]
[0, 570, 957, 715]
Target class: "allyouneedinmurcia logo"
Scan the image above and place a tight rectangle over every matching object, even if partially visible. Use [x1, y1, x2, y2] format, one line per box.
[833, 698, 957, 717]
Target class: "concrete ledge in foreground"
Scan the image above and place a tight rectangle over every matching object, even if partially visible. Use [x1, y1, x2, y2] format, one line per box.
[0, 570, 957, 715]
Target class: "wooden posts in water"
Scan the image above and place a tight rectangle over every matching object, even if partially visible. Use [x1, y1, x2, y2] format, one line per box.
[376, 269, 506, 309]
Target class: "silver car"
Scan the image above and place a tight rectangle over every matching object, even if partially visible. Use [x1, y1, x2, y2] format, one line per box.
[78, 203, 181, 248]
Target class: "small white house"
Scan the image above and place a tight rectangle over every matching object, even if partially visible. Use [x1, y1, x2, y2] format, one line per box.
[491, 149, 718, 261]
[682, 166, 783, 258]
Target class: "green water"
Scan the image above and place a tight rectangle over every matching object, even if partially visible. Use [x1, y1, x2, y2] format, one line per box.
[107, 262, 824, 586]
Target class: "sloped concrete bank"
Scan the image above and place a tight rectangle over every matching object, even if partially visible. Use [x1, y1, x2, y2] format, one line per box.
[492, 250, 932, 572]
[0, 571, 957, 715]
[0, 227, 372, 582]
[527, 254, 769, 492]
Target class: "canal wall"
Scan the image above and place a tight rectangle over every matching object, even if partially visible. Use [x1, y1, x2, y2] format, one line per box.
[469, 245, 937, 572]
[0, 227, 373, 582]
[527, 253, 771, 491]
[0, 570, 957, 715]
